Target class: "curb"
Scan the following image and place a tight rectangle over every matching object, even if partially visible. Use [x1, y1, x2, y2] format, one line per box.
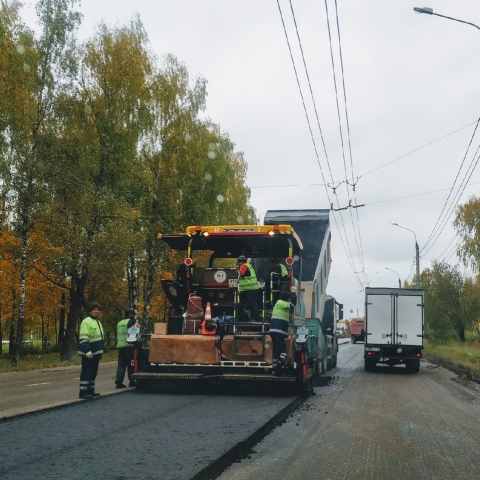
[191, 395, 305, 480]
[0, 386, 135, 423]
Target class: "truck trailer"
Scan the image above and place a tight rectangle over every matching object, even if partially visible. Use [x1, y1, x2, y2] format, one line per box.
[264, 209, 338, 369]
[131, 209, 333, 394]
[350, 319, 365, 343]
[364, 287, 424, 372]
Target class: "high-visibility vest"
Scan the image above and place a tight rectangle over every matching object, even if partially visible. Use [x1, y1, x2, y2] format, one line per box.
[78, 316, 105, 356]
[271, 299, 291, 322]
[280, 264, 287, 276]
[116, 319, 133, 348]
[238, 263, 258, 292]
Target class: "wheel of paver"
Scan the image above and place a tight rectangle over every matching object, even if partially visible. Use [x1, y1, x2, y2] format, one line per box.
[321, 356, 327, 374]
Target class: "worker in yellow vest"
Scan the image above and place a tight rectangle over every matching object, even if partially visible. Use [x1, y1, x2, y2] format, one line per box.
[115, 309, 136, 388]
[269, 291, 294, 374]
[237, 255, 260, 321]
[78, 303, 104, 399]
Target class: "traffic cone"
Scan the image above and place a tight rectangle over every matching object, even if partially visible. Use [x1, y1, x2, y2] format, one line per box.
[201, 302, 217, 335]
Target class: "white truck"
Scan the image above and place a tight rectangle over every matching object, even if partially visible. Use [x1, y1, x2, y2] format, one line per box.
[364, 287, 424, 373]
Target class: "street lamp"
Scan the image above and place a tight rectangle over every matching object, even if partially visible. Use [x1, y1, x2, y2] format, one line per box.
[391, 223, 420, 287]
[413, 7, 480, 30]
[385, 267, 401, 288]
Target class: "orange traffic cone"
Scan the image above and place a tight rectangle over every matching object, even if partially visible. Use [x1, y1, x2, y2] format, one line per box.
[201, 302, 217, 335]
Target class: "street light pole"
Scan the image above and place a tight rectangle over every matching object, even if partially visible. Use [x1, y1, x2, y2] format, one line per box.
[392, 223, 420, 287]
[413, 7, 480, 30]
[385, 267, 401, 288]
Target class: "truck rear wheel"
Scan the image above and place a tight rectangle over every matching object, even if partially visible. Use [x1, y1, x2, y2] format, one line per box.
[327, 356, 332, 371]
[406, 360, 420, 373]
[321, 356, 327, 374]
[365, 359, 375, 372]
[351, 336, 356, 344]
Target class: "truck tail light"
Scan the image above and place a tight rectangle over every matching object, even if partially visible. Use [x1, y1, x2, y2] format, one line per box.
[415, 353, 422, 358]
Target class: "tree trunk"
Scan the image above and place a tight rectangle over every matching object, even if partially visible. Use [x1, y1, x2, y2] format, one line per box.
[128, 252, 138, 317]
[457, 326, 467, 343]
[13, 227, 28, 366]
[9, 289, 17, 365]
[142, 244, 155, 334]
[58, 292, 66, 346]
[60, 274, 87, 361]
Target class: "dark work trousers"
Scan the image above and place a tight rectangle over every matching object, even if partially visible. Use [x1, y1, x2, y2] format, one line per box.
[240, 289, 260, 321]
[270, 332, 288, 363]
[115, 347, 134, 385]
[80, 355, 101, 394]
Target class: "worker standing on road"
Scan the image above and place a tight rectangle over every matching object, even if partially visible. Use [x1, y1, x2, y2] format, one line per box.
[115, 309, 136, 389]
[269, 291, 293, 374]
[237, 255, 260, 321]
[78, 303, 104, 399]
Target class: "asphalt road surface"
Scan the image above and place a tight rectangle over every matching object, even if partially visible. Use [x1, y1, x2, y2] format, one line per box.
[2, 341, 479, 479]
[0, 378, 297, 479]
[0, 361, 125, 419]
[218, 342, 480, 480]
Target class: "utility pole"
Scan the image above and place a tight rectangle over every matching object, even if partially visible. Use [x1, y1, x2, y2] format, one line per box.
[392, 223, 420, 287]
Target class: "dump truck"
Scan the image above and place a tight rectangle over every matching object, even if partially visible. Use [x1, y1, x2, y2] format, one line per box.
[364, 287, 424, 372]
[350, 318, 365, 343]
[131, 209, 333, 394]
[322, 295, 343, 368]
[264, 209, 338, 369]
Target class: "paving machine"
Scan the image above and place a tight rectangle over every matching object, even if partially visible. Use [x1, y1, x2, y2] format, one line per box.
[131, 221, 330, 394]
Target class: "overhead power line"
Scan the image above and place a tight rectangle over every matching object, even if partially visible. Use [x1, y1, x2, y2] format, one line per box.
[358, 120, 478, 178]
[421, 137, 480, 258]
[276, 0, 364, 290]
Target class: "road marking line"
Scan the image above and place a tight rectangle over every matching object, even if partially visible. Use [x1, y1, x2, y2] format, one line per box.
[26, 382, 51, 387]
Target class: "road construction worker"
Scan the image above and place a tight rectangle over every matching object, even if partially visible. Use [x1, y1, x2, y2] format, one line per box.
[265, 258, 288, 306]
[78, 303, 104, 399]
[237, 255, 260, 321]
[269, 290, 294, 374]
[115, 309, 136, 388]
[270, 258, 288, 278]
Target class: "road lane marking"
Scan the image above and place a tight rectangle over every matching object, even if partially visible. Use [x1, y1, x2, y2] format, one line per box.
[26, 382, 51, 387]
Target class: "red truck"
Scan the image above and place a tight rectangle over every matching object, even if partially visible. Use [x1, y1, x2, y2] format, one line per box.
[350, 319, 365, 343]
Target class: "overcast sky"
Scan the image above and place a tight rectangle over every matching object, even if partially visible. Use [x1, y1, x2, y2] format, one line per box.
[21, 0, 480, 317]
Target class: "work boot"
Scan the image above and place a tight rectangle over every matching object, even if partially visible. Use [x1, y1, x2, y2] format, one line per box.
[88, 388, 100, 398]
[115, 383, 127, 389]
[79, 390, 93, 400]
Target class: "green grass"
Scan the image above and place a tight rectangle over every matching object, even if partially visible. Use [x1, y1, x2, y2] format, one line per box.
[0, 347, 118, 372]
[424, 341, 480, 373]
